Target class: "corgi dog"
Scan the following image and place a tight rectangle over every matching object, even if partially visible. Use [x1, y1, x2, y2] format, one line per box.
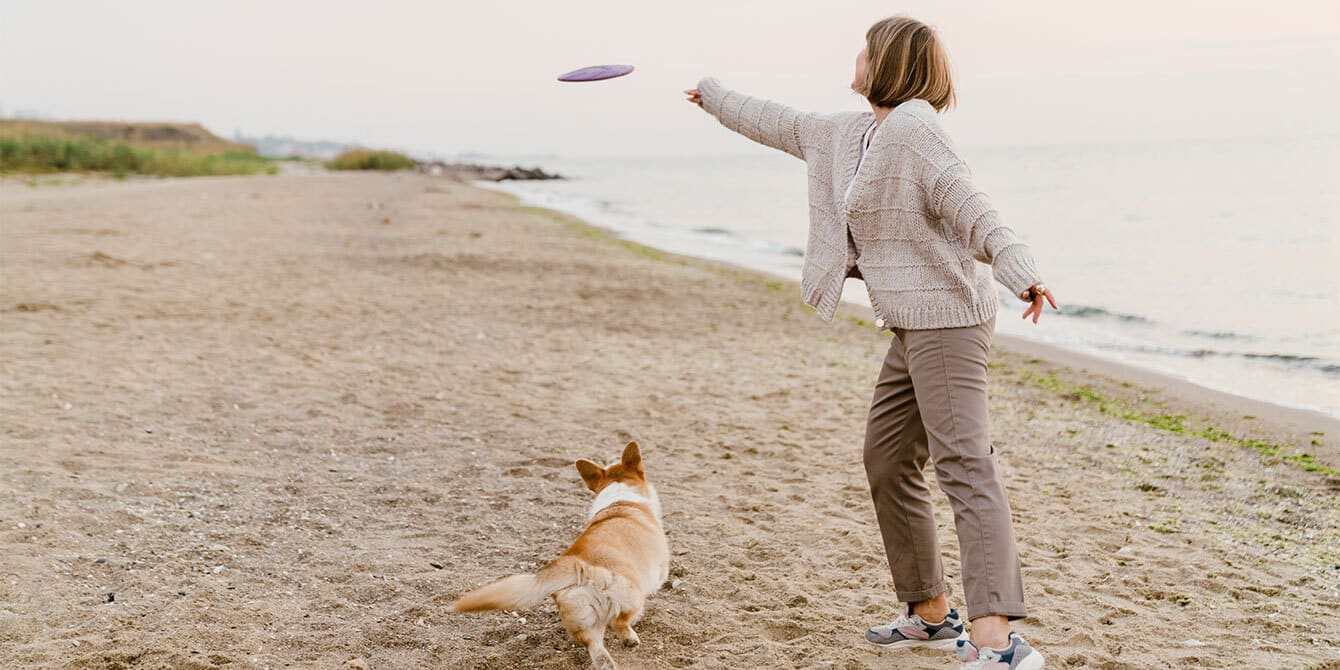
[451, 441, 670, 670]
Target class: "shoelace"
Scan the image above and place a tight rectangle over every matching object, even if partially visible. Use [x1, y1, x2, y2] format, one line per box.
[878, 614, 920, 632]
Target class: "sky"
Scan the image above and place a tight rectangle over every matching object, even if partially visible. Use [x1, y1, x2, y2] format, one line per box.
[1, 1, 1337, 158]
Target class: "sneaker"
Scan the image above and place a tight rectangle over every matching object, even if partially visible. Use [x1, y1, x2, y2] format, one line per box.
[957, 632, 1045, 670]
[864, 605, 968, 651]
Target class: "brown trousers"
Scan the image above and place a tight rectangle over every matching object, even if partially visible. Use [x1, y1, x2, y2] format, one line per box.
[863, 315, 1027, 620]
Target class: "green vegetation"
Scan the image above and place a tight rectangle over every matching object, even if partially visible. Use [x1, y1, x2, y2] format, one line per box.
[325, 149, 416, 171]
[0, 120, 275, 178]
[0, 119, 251, 152]
[1014, 368, 1339, 478]
[1149, 519, 1181, 534]
[0, 135, 276, 177]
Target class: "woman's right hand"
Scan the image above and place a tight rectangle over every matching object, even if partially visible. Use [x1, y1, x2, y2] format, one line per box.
[683, 88, 702, 106]
[1020, 283, 1059, 324]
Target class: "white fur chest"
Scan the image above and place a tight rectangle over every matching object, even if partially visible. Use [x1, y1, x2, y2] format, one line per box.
[588, 482, 662, 523]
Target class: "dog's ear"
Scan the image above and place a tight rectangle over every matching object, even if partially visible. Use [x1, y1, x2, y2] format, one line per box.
[575, 459, 605, 491]
[621, 441, 643, 474]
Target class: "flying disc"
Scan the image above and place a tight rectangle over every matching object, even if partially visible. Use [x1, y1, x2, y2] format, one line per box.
[557, 64, 635, 82]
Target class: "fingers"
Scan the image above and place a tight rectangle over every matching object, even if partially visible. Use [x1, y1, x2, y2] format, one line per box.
[1022, 295, 1044, 323]
[1043, 288, 1059, 310]
[1020, 285, 1058, 324]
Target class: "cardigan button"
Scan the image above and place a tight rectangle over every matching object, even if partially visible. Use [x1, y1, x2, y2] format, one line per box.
[874, 318, 886, 328]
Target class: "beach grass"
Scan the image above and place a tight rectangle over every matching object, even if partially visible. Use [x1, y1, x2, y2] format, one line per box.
[1013, 368, 1340, 478]
[325, 149, 416, 171]
[0, 135, 277, 177]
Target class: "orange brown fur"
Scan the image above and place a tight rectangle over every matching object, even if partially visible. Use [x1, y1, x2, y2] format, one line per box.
[450, 442, 670, 670]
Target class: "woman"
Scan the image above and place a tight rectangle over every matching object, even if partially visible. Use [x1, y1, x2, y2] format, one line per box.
[685, 15, 1056, 670]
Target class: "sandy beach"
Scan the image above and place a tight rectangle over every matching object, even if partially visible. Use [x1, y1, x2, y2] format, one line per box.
[2, 172, 1338, 669]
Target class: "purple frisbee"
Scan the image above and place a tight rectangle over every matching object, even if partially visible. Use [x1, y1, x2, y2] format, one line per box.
[557, 64, 635, 82]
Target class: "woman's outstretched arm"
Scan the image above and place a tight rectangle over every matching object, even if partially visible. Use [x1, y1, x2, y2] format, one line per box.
[931, 160, 1040, 294]
[686, 77, 809, 160]
[923, 130, 1058, 321]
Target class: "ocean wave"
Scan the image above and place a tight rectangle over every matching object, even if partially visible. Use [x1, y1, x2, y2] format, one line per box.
[1091, 342, 1340, 377]
[1182, 329, 1258, 341]
[1057, 304, 1152, 323]
[479, 179, 808, 264]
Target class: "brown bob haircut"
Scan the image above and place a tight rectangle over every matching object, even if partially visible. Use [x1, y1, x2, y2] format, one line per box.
[855, 16, 956, 112]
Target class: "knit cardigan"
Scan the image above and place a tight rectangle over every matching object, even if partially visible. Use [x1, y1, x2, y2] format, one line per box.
[696, 77, 1043, 330]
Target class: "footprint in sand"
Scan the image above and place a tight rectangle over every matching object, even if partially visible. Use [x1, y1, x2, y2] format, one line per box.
[10, 302, 60, 313]
[1097, 608, 1135, 625]
[514, 456, 570, 469]
[761, 621, 810, 642]
[80, 251, 133, 267]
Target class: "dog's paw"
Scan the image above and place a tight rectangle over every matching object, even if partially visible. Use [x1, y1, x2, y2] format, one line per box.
[619, 630, 641, 647]
[590, 648, 618, 670]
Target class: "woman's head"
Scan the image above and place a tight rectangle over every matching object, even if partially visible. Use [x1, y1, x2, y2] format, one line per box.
[851, 16, 955, 112]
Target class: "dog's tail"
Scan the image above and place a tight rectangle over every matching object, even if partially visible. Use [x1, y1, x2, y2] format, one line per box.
[450, 556, 587, 613]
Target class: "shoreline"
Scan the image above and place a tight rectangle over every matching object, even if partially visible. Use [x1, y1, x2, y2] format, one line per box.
[473, 178, 1340, 424]
[480, 181, 1340, 467]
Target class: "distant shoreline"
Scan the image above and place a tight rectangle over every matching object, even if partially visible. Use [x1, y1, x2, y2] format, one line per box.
[474, 171, 1340, 421]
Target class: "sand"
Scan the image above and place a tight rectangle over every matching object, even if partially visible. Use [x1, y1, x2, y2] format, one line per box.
[1, 173, 1337, 669]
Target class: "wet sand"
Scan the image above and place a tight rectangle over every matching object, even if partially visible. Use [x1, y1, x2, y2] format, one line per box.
[1, 173, 1336, 669]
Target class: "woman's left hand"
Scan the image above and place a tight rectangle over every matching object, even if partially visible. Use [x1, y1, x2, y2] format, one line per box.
[1020, 283, 1058, 324]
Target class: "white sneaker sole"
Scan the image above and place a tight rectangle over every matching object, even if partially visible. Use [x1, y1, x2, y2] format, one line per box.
[1015, 650, 1045, 670]
[867, 632, 967, 651]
